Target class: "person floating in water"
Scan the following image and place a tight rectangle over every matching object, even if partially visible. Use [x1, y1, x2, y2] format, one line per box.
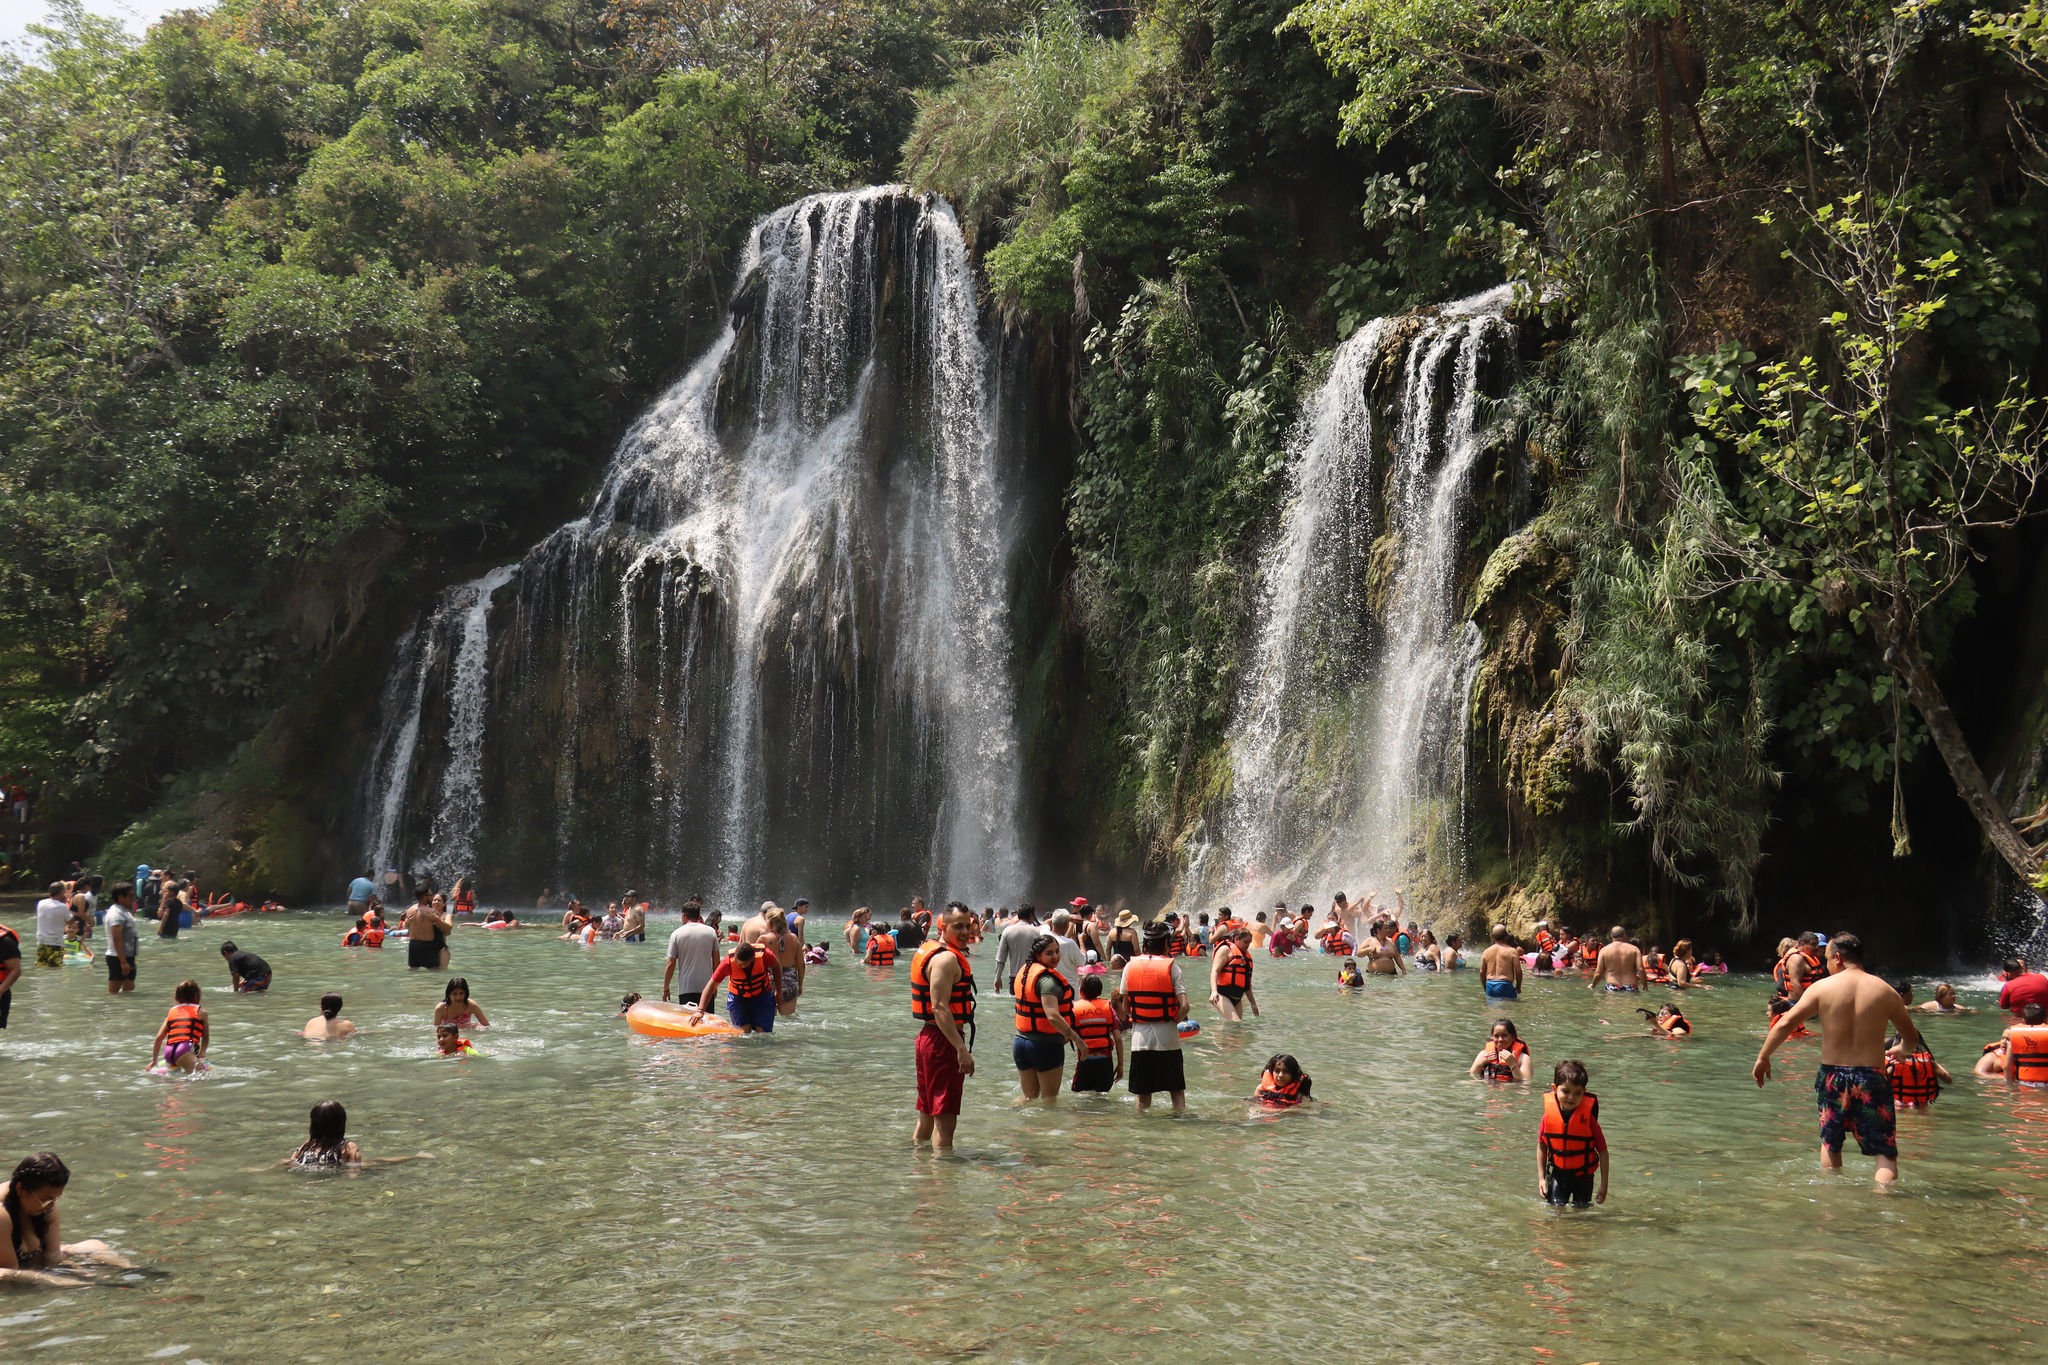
[1337, 958, 1365, 989]
[303, 993, 356, 1040]
[1537, 1059, 1607, 1207]
[1, 1153, 131, 1284]
[1647, 1003, 1691, 1037]
[1480, 924, 1523, 1000]
[151, 978, 209, 1073]
[1914, 982, 1974, 1015]
[1253, 1053, 1311, 1108]
[2001, 1000, 2048, 1086]
[1753, 932, 1925, 1185]
[291, 1100, 363, 1167]
[436, 1022, 477, 1056]
[1471, 1019, 1533, 1081]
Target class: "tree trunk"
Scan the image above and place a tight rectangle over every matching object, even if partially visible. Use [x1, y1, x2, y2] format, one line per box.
[1882, 621, 2041, 883]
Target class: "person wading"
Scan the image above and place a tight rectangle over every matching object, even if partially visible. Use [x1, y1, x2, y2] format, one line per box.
[911, 904, 978, 1151]
[1589, 926, 1644, 992]
[1012, 933, 1085, 1104]
[1753, 933, 1926, 1186]
[1116, 923, 1189, 1113]
[1481, 925, 1524, 1001]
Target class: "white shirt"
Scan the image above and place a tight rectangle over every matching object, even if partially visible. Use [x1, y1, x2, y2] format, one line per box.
[1054, 933, 1084, 980]
[34, 897, 68, 946]
[104, 904, 137, 959]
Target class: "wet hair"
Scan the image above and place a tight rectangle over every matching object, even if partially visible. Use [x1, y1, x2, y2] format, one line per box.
[437, 1022, 460, 1036]
[1080, 975, 1104, 999]
[1553, 1059, 1589, 1088]
[734, 943, 757, 965]
[307, 1100, 347, 1148]
[1028, 933, 1060, 962]
[442, 977, 471, 1004]
[2006, 957, 2028, 978]
[174, 978, 202, 1004]
[1935, 982, 1957, 1003]
[320, 993, 343, 1020]
[1768, 995, 1793, 1018]
[1889, 980, 1913, 1003]
[219, 940, 237, 955]
[1255, 912, 1268, 923]
[1490, 1018, 1521, 1043]
[4, 1153, 69, 1260]
[1299, 904, 1314, 917]
[680, 903, 701, 920]
[1829, 933, 1864, 965]
[2025, 1002, 2047, 1026]
[1797, 931, 1820, 949]
[1264, 1053, 1302, 1081]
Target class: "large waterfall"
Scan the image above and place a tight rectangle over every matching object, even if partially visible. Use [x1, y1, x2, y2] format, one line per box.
[1185, 288, 1517, 912]
[361, 187, 1028, 905]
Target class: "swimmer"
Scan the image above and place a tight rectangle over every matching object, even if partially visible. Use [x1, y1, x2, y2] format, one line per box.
[1, 1153, 131, 1284]
[1588, 926, 1643, 992]
[303, 993, 356, 1040]
[436, 1022, 477, 1056]
[1471, 1018, 1533, 1081]
[150, 978, 209, 1072]
[1012, 933, 1087, 1104]
[1069, 974, 1123, 1093]
[288, 1100, 363, 1167]
[844, 906, 872, 959]
[1209, 928, 1259, 1020]
[1537, 1059, 1608, 1206]
[1337, 959, 1365, 989]
[1413, 931, 1440, 970]
[220, 940, 272, 992]
[1441, 933, 1465, 970]
[1253, 1053, 1312, 1108]
[1480, 924, 1522, 999]
[1646, 1003, 1691, 1037]
[1531, 948, 1556, 976]
[1914, 982, 1975, 1015]
[2000, 1000, 2048, 1086]
[1753, 932, 1925, 1185]
[865, 924, 899, 966]
[433, 977, 490, 1030]
[341, 917, 368, 947]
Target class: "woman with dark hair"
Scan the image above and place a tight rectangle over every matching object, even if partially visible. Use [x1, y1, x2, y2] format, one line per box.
[303, 993, 356, 1040]
[433, 978, 490, 1030]
[1, 1153, 128, 1281]
[1011, 934, 1085, 1104]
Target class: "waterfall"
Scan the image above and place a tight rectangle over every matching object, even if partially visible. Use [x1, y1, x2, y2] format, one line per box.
[359, 187, 1027, 905]
[1191, 287, 1516, 911]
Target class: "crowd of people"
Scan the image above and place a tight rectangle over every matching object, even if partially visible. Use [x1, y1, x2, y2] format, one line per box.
[5, 866, 2048, 1282]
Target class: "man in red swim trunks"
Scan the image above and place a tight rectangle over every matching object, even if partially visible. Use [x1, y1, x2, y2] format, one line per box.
[911, 904, 977, 1152]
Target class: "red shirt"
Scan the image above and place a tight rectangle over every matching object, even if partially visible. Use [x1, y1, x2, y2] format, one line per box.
[1998, 971, 2048, 1014]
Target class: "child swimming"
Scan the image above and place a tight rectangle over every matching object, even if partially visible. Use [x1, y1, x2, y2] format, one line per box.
[1537, 1059, 1607, 1207]
[289, 1100, 363, 1167]
[1253, 1054, 1312, 1108]
[150, 979, 209, 1073]
[1337, 959, 1365, 989]
[1470, 1019, 1533, 1081]
[437, 1022, 478, 1056]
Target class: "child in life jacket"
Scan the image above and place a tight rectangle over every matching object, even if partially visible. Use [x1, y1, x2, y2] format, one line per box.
[1885, 1039, 1951, 1108]
[1537, 1059, 1607, 1207]
[1767, 994, 1811, 1038]
[1337, 959, 1365, 989]
[1253, 1054, 1312, 1108]
[151, 979, 210, 1073]
[1645, 1003, 1691, 1037]
[436, 1022, 477, 1057]
[2001, 1001, 2048, 1086]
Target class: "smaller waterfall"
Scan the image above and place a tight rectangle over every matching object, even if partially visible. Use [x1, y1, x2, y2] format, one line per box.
[361, 624, 426, 877]
[1193, 287, 1516, 910]
[421, 565, 519, 884]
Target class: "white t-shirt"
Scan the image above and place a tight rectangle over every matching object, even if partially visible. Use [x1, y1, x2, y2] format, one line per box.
[1127, 959, 1187, 1052]
[104, 904, 138, 959]
[1054, 933, 1084, 981]
[665, 922, 720, 995]
[34, 897, 68, 946]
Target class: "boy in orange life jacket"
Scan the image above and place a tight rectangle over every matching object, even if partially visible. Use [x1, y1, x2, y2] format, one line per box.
[1069, 974, 1123, 1092]
[1537, 1059, 1607, 1207]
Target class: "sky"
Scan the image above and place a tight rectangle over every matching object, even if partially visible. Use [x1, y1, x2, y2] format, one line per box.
[1, 0, 204, 52]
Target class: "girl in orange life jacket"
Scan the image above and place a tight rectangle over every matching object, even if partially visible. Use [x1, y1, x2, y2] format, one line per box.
[151, 979, 209, 1073]
[2003, 1001, 2048, 1086]
[1648, 1003, 1691, 1037]
[1885, 1042, 1950, 1107]
[1012, 935, 1085, 1103]
[1470, 1018, 1533, 1082]
[1069, 974, 1123, 1093]
[865, 928, 898, 967]
[702, 942, 779, 1034]
[451, 877, 477, 917]
[1210, 929, 1259, 1021]
[1253, 1053, 1312, 1108]
[1537, 1058, 1607, 1207]
[1767, 994, 1811, 1038]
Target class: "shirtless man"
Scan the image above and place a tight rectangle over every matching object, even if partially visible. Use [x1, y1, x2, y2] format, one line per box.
[1480, 925, 1524, 1000]
[740, 901, 779, 948]
[1754, 933, 1923, 1185]
[1588, 926, 1644, 992]
[620, 896, 647, 943]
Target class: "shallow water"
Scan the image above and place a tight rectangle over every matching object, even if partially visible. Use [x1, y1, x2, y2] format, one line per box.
[0, 914, 2042, 1363]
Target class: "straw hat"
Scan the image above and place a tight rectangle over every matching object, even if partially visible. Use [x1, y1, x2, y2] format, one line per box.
[1114, 909, 1140, 928]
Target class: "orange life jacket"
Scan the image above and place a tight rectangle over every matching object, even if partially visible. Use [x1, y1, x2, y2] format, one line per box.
[725, 952, 776, 1001]
[1538, 1090, 1602, 1173]
[1185, 938, 1207, 958]
[910, 941, 976, 1026]
[1214, 943, 1252, 991]
[1479, 1039, 1528, 1081]
[1168, 930, 1188, 957]
[363, 927, 386, 948]
[866, 933, 897, 966]
[1071, 998, 1117, 1056]
[1255, 1069, 1305, 1108]
[1012, 962, 1075, 1036]
[162, 1002, 204, 1050]
[341, 930, 363, 947]
[1888, 1050, 1941, 1106]
[2008, 1025, 2048, 1084]
[1797, 946, 1827, 985]
[454, 889, 476, 915]
[1120, 956, 1180, 1023]
[911, 908, 932, 930]
[1535, 930, 1556, 952]
[1659, 1011, 1691, 1035]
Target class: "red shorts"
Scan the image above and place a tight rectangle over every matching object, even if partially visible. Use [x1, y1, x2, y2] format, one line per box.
[915, 1023, 965, 1116]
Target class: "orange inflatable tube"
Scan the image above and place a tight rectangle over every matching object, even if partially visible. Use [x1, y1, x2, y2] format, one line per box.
[625, 1000, 742, 1039]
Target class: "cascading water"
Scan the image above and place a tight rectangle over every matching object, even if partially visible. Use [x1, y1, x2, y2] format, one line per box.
[359, 188, 1028, 905]
[1186, 287, 1516, 911]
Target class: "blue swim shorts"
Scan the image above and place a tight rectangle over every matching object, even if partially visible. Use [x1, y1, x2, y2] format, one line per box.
[1484, 979, 1519, 1000]
[727, 993, 776, 1032]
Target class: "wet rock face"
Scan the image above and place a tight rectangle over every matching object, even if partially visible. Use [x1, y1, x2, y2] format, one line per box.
[360, 189, 1032, 907]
